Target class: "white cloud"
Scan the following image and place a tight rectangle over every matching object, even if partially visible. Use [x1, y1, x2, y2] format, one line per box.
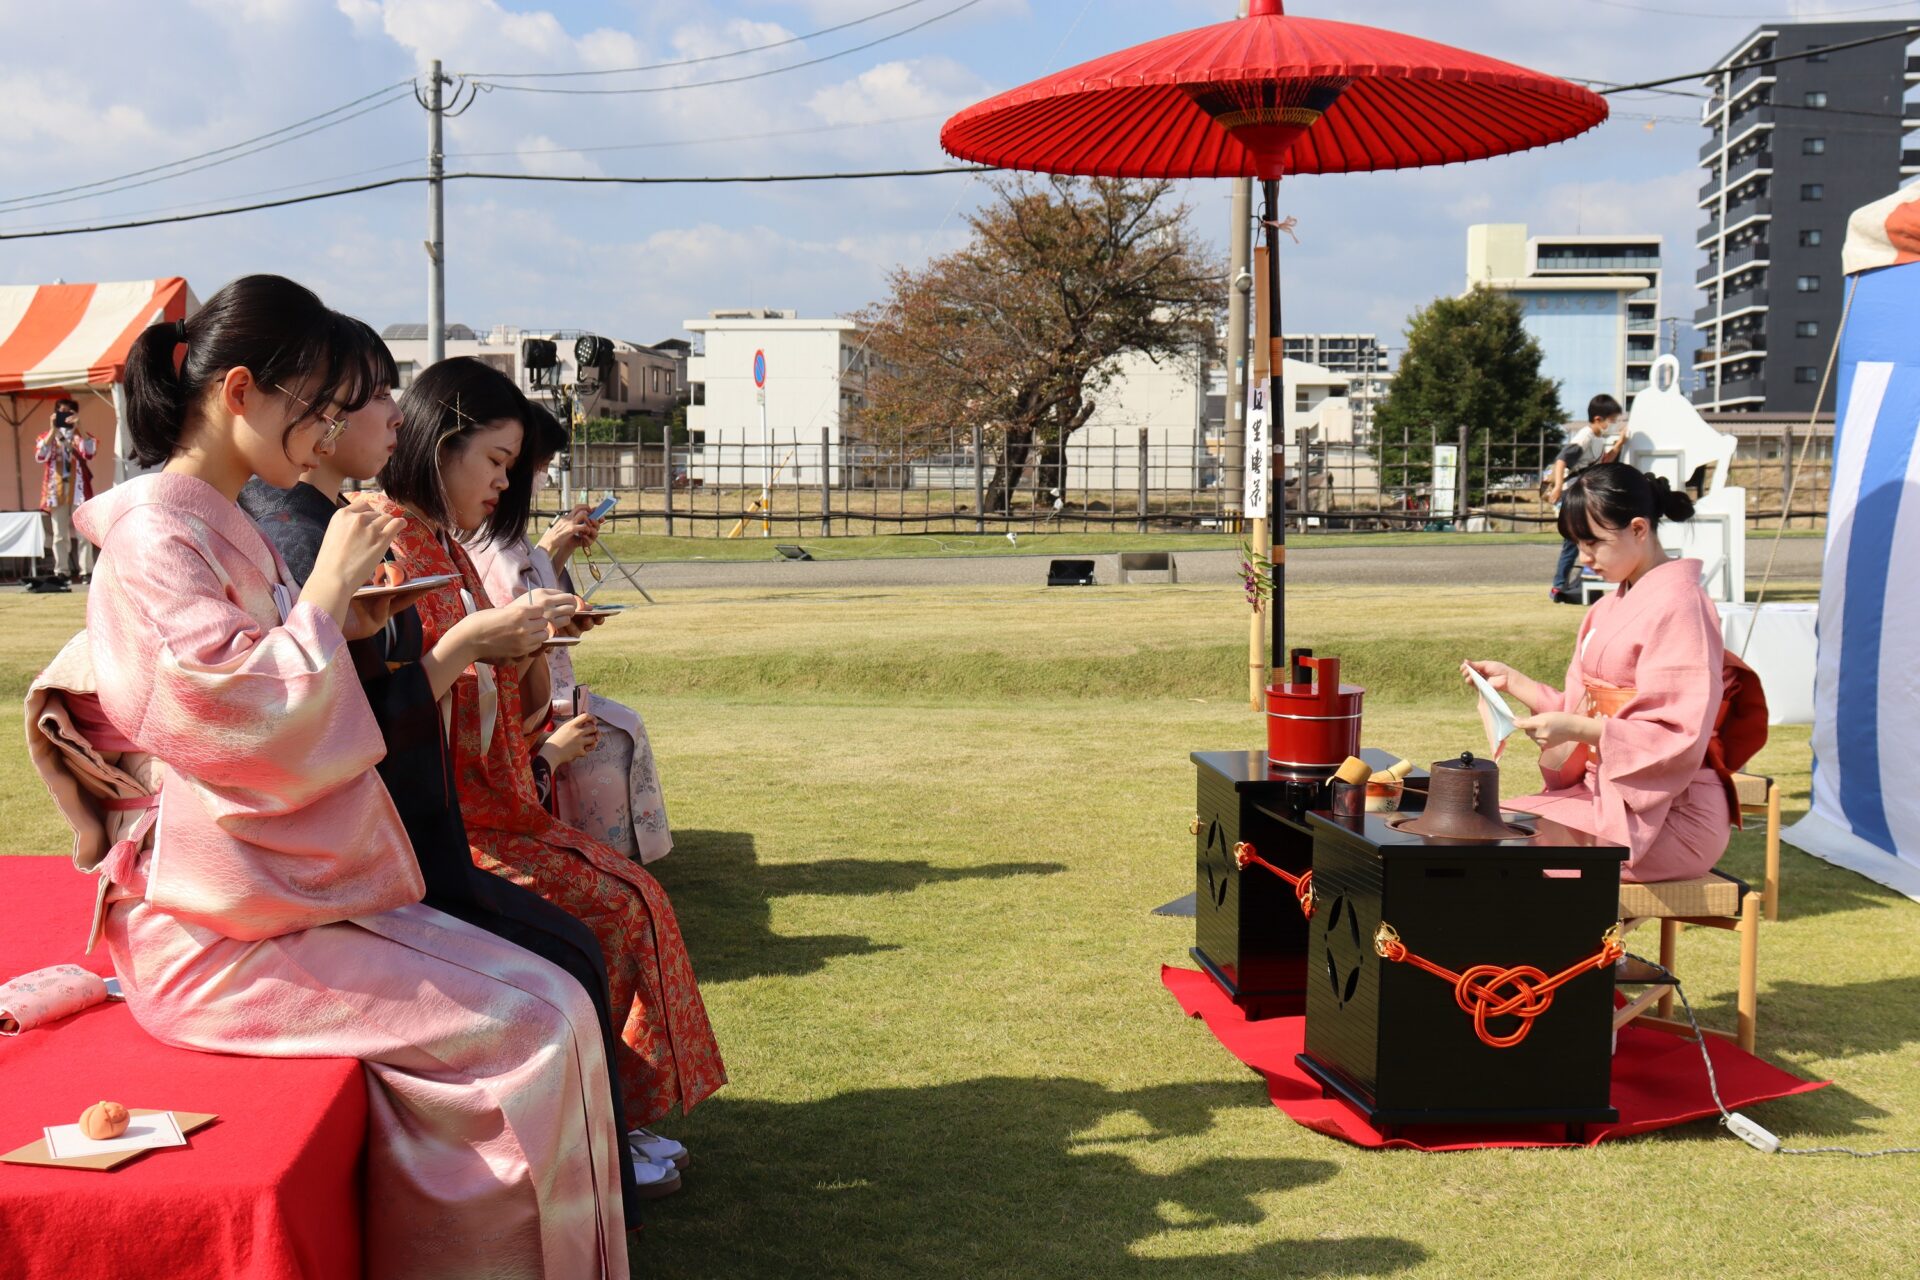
[513, 134, 604, 178]
[0, 72, 158, 148]
[807, 57, 991, 126]
[191, 0, 305, 22]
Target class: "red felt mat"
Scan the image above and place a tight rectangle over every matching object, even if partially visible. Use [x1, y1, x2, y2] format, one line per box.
[1163, 965, 1827, 1150]
[0, 857, 366, 1280]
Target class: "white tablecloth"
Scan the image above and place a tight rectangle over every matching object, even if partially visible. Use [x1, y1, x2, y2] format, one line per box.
[0, 510, 44, 560]
[1719, 602, 1818, 725]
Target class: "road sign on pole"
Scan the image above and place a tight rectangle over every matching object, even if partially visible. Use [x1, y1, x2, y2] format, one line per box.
[755, 349, 770, 535]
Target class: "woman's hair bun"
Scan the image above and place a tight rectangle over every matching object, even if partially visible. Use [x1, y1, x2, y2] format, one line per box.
[1647, 472, 1696, 524]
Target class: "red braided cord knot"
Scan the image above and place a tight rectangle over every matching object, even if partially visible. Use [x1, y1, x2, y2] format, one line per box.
[1373, 922, 1625, 1049]
[1231, 841, 1314, 918]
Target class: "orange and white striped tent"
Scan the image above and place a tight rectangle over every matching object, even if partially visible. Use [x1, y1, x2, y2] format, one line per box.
[0, 278, 195, 510]
[0, 278, 193, 394]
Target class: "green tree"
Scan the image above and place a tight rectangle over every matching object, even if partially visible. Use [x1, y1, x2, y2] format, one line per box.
[1374, 285, 1563, 508]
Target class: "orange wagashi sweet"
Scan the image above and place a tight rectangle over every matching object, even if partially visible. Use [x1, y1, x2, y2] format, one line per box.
[78, 1100, 130, 1140]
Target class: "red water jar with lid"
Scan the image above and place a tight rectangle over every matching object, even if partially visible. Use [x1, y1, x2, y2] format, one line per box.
[1265, 649, 1364, 780]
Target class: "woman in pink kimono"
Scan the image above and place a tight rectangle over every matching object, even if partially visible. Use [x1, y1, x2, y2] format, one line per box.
[69, 276, 628, 1277]
[1465, 463, 1734, 882]
[465, 404, 672, 863]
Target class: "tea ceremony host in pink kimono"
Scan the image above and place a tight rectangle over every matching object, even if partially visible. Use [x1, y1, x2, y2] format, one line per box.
[1464, 463, 1733, 882]
[66, 275, 629, 1278]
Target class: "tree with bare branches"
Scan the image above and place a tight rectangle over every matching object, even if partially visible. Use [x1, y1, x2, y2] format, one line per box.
[854, 176, 1220, 514]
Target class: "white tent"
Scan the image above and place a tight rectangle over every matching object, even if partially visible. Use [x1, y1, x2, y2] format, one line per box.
[1782, 188, 1920, 901]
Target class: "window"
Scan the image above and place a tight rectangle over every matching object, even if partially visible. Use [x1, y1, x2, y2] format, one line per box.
[1796, 320, 1820, 338]
[395, 359, 419, 389]
[1294, 388, 1311, 411]
[1803, 91, 1828, 108]
[1801, 183, 1824, 201]
[1795, 367, 1821, 383]
[1800, 228, 1823, 248]
[1807, 51, 1828, 64]
[1797, 275, 1822, 292]
[1803, 137, 1826, 155]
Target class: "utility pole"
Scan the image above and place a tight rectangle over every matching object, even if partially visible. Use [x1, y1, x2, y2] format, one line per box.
[426, 59, 449, 365]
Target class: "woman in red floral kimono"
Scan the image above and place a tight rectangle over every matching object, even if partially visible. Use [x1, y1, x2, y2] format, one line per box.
[371, 357, 725, 1159]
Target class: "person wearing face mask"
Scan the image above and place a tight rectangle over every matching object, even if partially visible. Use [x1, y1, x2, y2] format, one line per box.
[368, 357, 725, 1182]
[238, 323, 665, 1213]
[1546, 394, 1626, 604]
[465, 402, 672, 864]
[36, 278, 629, 1277]
[1464, 463, 1761, 882]
[35, 396, 98, 583]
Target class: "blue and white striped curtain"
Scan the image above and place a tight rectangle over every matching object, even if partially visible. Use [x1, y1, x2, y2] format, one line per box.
[1786, 253, 1920, 900]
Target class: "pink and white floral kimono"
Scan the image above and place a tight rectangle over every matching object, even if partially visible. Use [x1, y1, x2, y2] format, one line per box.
[1507, 557, 1732, 882]
[64, 472, 628, 1279]
[465, 535, 671, 862]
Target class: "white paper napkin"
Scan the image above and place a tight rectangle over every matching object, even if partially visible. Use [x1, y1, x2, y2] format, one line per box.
[44, 1109, 186, 1160]
[1464, 664, 1518, 761]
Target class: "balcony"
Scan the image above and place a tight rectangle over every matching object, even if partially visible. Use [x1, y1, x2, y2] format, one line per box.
[1706, 376, 1765, 404]
[1728, 101, 1775, 136]
[1699, 131, 1724, 163]
[1729, 63, 1774, 103]
[1628, 317, 1659, 334]
[1727, 148, 1774, 187]
[1906, 149, 1920, 172]
[1699, 174, 1723, 204]
[1724, 195, 1771, 230]
[1722, 286, 1769, 315]
[1697, 259, 1720, 285]
[1725, 240, 1770, 276]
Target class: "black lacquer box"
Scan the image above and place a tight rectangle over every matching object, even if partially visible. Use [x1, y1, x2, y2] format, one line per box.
[1296, 809, 1627, 1138]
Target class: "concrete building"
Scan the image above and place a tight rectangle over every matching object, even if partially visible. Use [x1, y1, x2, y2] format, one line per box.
[381, 324, 685, 423]
[1467, 224, 1662, 410]
[682, 309, 868, 487]
[1282, 334, 1393, 438]
[1694, 21, 1919, 412]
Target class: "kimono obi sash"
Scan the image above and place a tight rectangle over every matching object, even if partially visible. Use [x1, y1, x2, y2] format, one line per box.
[1578, 656, 1768, 830]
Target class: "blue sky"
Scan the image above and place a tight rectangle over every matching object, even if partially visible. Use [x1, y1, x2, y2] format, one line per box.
[0, 0, 1908, 359]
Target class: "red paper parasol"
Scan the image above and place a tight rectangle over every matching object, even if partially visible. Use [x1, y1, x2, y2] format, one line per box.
[941, 0, 1606, 674]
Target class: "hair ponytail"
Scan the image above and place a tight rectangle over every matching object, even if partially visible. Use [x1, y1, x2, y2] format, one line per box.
[1558, 461, 1694, 542]
[1647, 472, 1696, 525]
[123, 322, 187, 466]
[120, 274, 346, 467]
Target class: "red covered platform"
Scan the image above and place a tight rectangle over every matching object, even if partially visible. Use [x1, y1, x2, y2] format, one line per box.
[1163, 965, 1826, 1151]
[0, 857, 365, 1279]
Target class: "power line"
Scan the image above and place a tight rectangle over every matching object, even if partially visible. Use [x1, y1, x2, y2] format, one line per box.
[1592, 23, 1920, 93]
[0, 115, 947, 236]
[0, 167, 996, 242]
[464, 0, 938, 79]
[0, 88, 416, 216]
[0, 79, 416, 209]
[472, 0, 986, 96]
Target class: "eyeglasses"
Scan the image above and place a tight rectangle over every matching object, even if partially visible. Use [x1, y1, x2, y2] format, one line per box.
[272, 383, 350, 448]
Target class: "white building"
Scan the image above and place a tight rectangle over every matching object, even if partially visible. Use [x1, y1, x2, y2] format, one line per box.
[1467, 224, 1663, 408]
[683, 309, 867, 487]
[1282, 334, 1392, 439]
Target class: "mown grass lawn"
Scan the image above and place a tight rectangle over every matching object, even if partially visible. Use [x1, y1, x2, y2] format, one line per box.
[1, 573, 1911, 1280]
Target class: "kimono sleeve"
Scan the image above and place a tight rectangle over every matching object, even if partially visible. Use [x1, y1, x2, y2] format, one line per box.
[96, 506, 385, 813]
[1590, 592, 1722, 851]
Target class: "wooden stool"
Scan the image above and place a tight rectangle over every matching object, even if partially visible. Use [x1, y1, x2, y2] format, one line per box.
[1731, 771, 1782, 920]
[1613, 870, 1759, 1053]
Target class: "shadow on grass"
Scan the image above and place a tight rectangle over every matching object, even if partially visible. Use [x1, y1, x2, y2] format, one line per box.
[658, 829, 1066, 984]
[648, 1076, 1426, 1278]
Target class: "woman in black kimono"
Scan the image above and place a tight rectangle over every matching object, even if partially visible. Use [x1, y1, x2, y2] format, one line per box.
[237, 316, 681, 1210]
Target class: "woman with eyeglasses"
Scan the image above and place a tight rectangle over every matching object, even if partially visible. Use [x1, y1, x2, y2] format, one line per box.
[47, 276, 628, 1277]
[238, 319, 667, 1211]
[368, 357, 725, 1175]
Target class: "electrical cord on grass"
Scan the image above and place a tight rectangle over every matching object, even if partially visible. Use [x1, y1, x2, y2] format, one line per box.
[1624, 950, 1920, 1157]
